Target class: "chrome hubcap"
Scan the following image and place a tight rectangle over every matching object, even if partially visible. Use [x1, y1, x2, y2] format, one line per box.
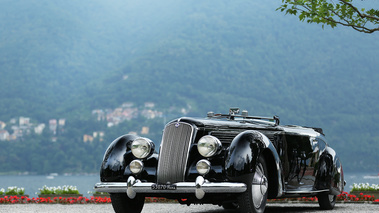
[251, 163, 268, 209]
[329, 194, 335, 202]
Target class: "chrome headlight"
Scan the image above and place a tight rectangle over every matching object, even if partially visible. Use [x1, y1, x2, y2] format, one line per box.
[197, 135, 222, 157]
[130, 160, 144, 174]
[131, 137, 154, 159]
[196, 159, 211, 175]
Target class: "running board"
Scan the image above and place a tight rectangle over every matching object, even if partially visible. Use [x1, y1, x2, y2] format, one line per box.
[284, 189, 329, 195]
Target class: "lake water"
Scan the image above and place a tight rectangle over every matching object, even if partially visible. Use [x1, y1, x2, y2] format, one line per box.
[0, 172, 378, 198]
[0, 174, 99, 197]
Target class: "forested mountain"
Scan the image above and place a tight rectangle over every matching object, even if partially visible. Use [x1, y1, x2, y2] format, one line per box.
[0, 0, 378, 173]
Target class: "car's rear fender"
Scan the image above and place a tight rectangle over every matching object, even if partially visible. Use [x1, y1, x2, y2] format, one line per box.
[314, 147, 344, 195]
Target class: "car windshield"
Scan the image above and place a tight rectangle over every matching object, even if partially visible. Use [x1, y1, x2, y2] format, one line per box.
[234, 117, 276, 126]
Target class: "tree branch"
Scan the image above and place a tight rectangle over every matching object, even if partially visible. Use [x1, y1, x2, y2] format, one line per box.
[339, 0, 379, 21]
[278, 0, 379, 33]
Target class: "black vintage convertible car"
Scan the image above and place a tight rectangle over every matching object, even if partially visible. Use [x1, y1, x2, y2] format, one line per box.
[95, 108, 344, 213]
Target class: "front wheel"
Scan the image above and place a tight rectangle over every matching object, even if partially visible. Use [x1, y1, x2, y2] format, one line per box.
[317, 193, 336, 210]
[110, 193, 145, 213]
[238, 155, 268, 213]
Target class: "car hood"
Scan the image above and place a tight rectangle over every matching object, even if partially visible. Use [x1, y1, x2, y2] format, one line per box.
[168, 117, 322, 137]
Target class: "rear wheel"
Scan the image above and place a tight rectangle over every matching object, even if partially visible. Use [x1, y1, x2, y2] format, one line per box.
[110, 193, 145, 213]
[238, 155, 268, 213]
[317, 193, 336, 210]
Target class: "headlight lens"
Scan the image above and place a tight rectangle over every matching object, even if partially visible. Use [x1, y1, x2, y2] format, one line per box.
[196, 159, 211, 175]
[197, 135, 222, 157]
[130, 160, 144, 174]
[131, 137, 153, 159]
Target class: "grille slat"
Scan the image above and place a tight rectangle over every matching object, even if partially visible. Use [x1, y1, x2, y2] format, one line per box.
[157, 122, 193, 184]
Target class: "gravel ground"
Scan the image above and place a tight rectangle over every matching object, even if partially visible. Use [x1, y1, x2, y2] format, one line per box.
[0, 203, 378, 213]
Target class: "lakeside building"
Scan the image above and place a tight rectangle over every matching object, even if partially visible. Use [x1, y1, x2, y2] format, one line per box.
[141, 126, 149, 135]
[1, 103, 189, 142]
[0, 130, 9, 141]
[0, 121, 6, 129]
[83, 134, 94, 143]
[19, 117, 30, 126]
[49, 119, 57, 134]
[34, 124, 46, 135]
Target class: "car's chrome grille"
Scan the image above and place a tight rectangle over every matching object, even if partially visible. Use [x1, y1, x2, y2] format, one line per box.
[157, 122, 194, 184]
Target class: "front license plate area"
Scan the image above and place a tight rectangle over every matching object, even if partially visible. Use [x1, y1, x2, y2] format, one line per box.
[151, 184, 177, 190]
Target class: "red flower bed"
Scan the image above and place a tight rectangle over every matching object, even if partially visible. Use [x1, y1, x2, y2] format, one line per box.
[0, 195, 111, 204]
[0, 192, 378, 204]
[337, 191, 379, 202]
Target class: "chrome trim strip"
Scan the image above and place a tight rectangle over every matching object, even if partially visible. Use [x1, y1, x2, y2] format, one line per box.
[182, 123, 195, 181]
[94, 182, 127, 193]
[285, 189, 329, 194]
[94, 176, 247, 200]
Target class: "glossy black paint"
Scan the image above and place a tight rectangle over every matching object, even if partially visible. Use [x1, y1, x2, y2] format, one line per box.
[314, 147, 344, 195]
[186, 144, 226, 182]
[100, 134, 158, 182]
[225, 130, 265, 179]
[123, 153, 158, 182]
[224, 130, 283, 198]
[100, 134, 137, 182]
[100, 114, 344, 202]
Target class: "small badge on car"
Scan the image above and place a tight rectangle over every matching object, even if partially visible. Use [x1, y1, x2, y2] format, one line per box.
[175, 122, 180, 128]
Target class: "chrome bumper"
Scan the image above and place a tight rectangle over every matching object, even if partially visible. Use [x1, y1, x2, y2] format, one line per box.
[95, 176, 247, 200]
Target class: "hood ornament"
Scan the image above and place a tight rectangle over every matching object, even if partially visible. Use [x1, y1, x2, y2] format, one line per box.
[175, 118, 181, 128]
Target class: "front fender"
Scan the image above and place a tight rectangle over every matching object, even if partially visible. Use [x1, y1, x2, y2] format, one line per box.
[225, 130, 283, 197]
[225, 130, 269, 180]
[100, 134, 138, 182]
